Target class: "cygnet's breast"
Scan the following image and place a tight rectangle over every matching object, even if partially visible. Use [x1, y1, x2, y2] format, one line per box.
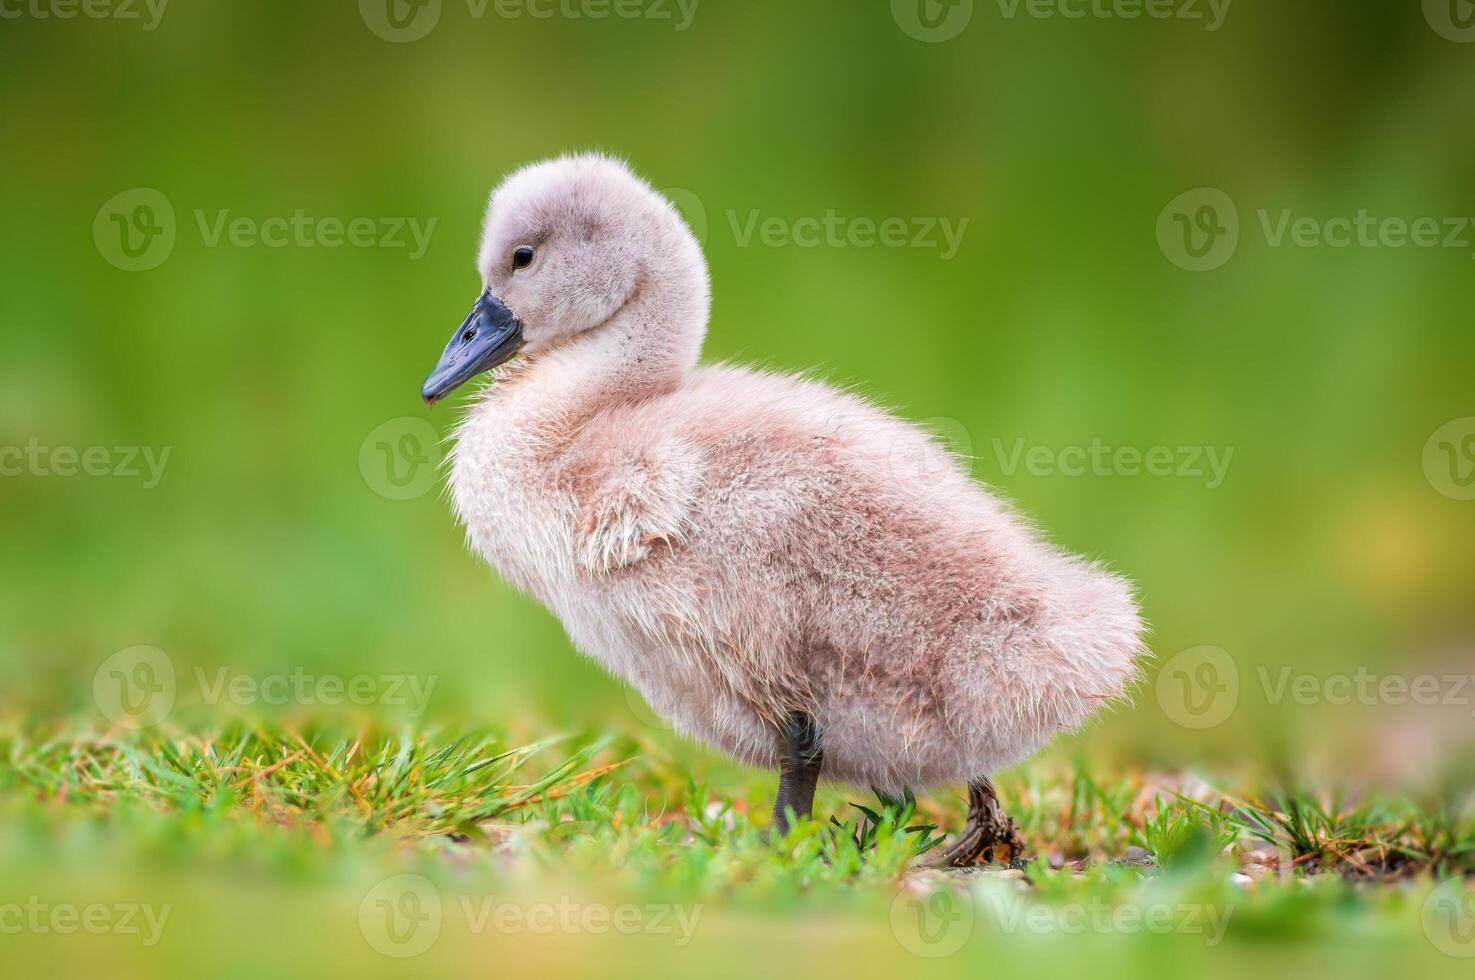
[449, 390, 581, 605]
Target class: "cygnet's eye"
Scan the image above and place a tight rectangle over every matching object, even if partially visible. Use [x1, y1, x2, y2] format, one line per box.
[512, 245, 535, 271]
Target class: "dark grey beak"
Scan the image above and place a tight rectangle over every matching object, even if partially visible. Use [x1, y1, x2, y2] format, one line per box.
[421, 291, 523, 406]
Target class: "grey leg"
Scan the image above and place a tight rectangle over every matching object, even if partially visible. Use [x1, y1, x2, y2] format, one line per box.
[771, 712, 823, 835]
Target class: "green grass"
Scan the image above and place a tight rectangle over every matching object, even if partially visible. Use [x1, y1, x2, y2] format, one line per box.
[3, 721, 1473, 979]
[3, 725, 623, 839]
[6, 721, 1472, 879]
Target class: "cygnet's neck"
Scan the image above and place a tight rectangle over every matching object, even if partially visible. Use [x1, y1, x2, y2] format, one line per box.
[489, 273, 707, 432]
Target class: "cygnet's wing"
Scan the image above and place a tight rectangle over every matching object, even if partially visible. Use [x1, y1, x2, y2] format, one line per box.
[574, 436, 706, 575]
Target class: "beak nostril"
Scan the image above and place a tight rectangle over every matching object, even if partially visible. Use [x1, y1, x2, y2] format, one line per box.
[423, 291, 521, 402]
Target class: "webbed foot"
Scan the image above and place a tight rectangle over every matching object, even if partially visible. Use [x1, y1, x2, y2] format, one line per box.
[923, 777, 1027, 869]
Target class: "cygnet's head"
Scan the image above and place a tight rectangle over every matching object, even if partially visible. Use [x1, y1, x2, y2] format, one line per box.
[422, 153, 709, 405]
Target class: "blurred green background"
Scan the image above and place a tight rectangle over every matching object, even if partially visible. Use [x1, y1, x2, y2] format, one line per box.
[4, 1, 1475, 976]
[4, 0, 1475, 810]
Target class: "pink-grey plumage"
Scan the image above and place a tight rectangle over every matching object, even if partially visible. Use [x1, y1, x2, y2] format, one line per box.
[439, 153, 1146, 799]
